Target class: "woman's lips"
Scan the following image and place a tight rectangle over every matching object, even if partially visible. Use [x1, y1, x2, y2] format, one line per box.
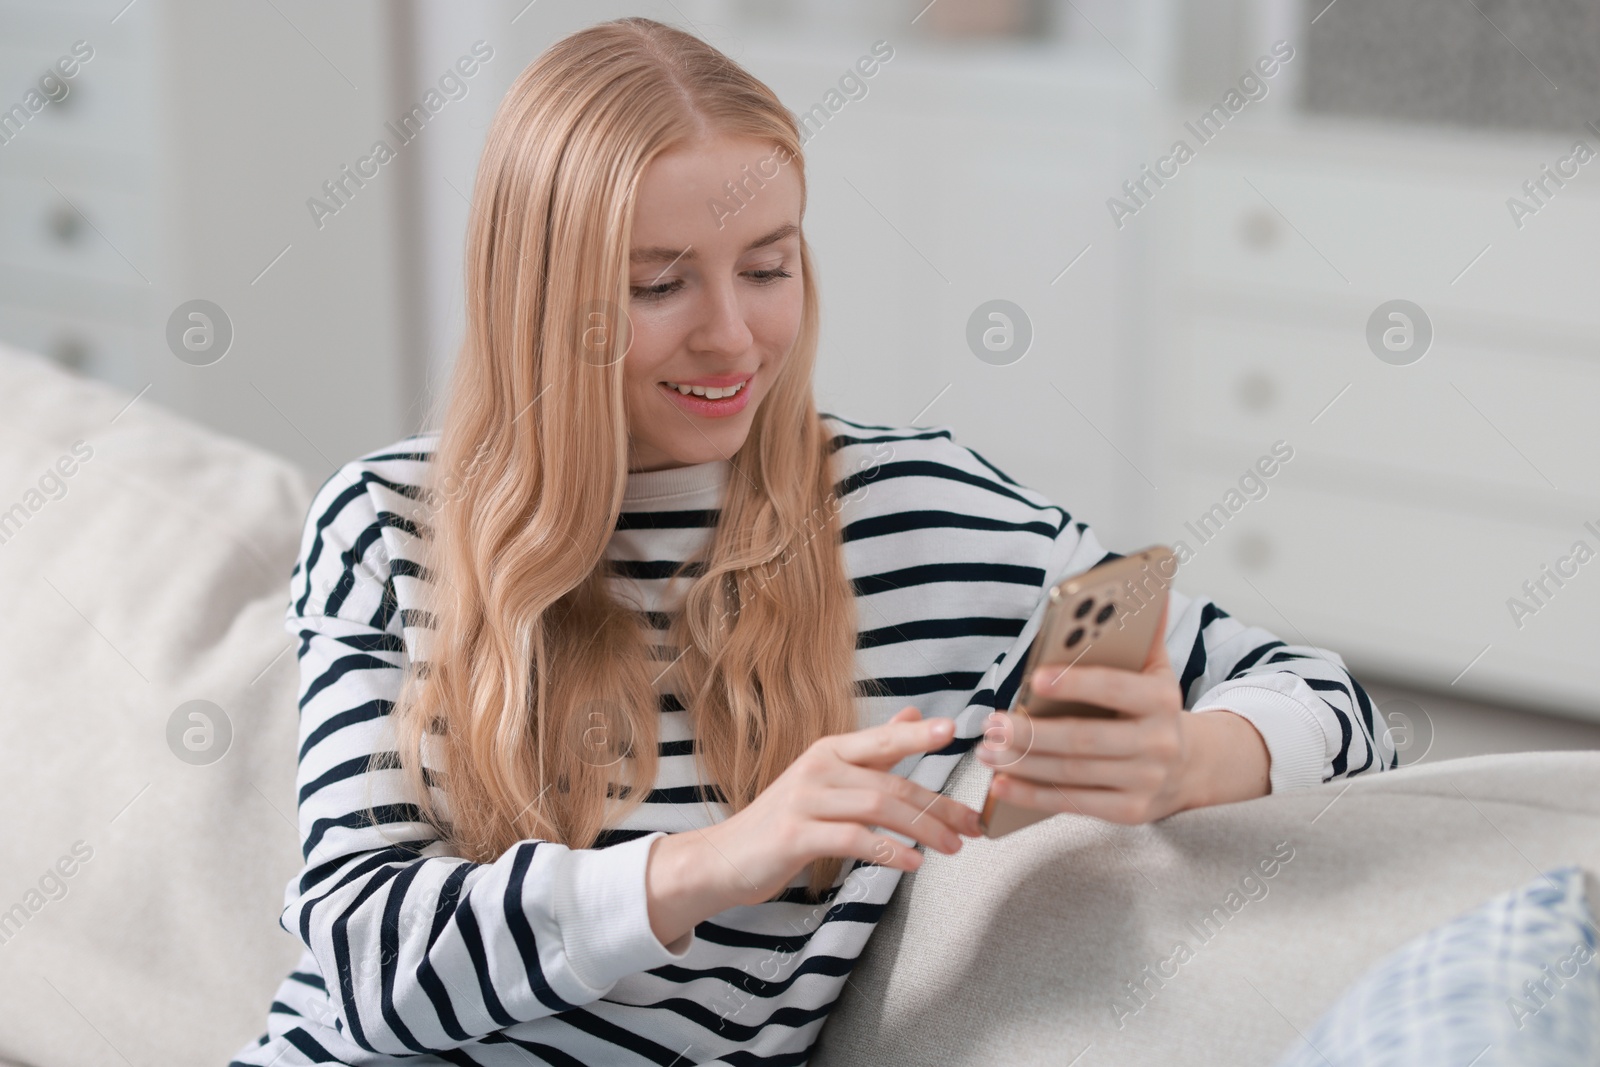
[657, 374, 754, 418]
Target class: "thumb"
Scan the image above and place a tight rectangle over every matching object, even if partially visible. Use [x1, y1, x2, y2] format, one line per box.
[890, 705, 923, 723]
[1141, 598, 1173, 676]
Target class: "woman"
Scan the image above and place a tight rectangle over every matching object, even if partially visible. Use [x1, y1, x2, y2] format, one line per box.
[230, 17, 1392, 1066]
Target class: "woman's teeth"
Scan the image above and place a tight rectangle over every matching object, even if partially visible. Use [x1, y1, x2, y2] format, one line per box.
[664, 379, 747, 399]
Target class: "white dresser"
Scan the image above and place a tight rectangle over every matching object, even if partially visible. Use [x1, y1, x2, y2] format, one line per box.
[0, 1, 156, 398]
[0, 0, 415, 478]
[1141, 117, 1600, 718]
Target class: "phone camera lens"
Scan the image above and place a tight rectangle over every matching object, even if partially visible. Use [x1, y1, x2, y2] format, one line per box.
[1074, 598, 1095, 619]
[1064, 627, 1085, 648]
[1095, 603, 1116, 624]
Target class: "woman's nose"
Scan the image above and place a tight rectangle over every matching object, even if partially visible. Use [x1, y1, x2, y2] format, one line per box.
[689, 281, 753, 355]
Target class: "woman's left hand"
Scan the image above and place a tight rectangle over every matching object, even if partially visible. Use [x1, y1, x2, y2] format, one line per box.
[977, 602, 1270, 824]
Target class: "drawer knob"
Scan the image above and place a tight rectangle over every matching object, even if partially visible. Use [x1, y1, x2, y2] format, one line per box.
[1236, 371, 1276, 412]
[1234, 532, 1272, 571]
[49, 334, 91, 370]
[1238, 209, 1279, 250]
[48, 205, 84, 245]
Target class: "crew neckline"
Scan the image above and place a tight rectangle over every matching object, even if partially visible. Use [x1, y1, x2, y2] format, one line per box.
[623, 457, 731, 503]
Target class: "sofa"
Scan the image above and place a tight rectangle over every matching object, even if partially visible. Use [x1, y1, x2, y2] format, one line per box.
[1, 341, 1596, 1066]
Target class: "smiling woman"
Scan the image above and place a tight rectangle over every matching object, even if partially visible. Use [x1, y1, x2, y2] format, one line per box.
[229, 15, 1392, 1067]
[624, 146, 804, 470]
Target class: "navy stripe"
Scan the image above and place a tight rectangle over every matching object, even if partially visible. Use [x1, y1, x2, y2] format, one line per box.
[592, 828, 657, 848]
[415, 863, 475, 1043]
[502, 843, 581, 1014]
[1226, 639, 1286, 676]
[299, 754, 383, 805]
[614, 782, 728, 805]
[835, 458, 1047, 510]
[841, 509, 1057, 544]
[296, 471, 427, 616]
[856, 615, 1025, 650]
[454, 894, 518, 1028]
[609, 558, 707, 581]
[1178, 601, 1231, 702]
[854, 670, 987, 699]
[852, 561, 1045, 596]
[299, 699, 392, 763]
[378, 861, 430, 1052]
[289, 969, 327, 992]
[329, 862, 404, 1051]
[300, 651, 398, 712]
[281, 1026, 343, 1062]
[304, 802, 428, 861]
[616, 509, 720, 530]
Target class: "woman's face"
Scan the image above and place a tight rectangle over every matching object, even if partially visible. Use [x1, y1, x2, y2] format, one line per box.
[621, 134, 805, 472]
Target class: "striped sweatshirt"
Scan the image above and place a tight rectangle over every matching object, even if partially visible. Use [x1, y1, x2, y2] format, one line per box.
[229, 414, 1394, 1066]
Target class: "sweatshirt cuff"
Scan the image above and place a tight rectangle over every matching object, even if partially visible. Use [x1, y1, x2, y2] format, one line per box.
[551, 831, 695, 993]
[1192, 682, 1327, 793]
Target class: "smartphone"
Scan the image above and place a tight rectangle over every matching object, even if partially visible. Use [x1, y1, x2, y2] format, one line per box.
[978, 545, 1177, 838]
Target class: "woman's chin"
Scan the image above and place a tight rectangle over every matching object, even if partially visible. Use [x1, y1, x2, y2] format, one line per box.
[631, 399, 761, 470]
[629, 432, 745, 472]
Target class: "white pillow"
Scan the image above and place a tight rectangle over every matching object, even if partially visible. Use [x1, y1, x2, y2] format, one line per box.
[0, 345, 314, 1065]
[1274, 864, 1600, 1067]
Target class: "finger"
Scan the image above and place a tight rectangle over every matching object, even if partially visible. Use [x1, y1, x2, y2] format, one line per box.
[829, 763, 984, 837]
[981, 712, 1145, 764]
[808, 788, 966, 855]
[990, 774, 1156, 825]
[806, 820, 926, 873]
[830, 713, 954, 769]
[1141, 598, 1172, 674]
[981, 749, 1158, 791]
[1028, 663, 1172, 719]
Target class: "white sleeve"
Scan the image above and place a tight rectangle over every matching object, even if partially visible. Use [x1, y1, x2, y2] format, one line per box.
[1163, 583, 1396, 791]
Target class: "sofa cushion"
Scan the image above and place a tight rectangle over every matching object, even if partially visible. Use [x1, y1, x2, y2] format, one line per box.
[812, 744, 1600, 1066]
[1273, 864, 1599, 1066]
[0, 344, 312, 1066]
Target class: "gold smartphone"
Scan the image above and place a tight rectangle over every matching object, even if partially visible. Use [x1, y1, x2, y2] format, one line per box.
[978, 545, 1177, 838]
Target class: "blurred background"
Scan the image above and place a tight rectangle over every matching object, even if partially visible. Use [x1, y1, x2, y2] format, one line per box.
[2, 0, 1597, 757]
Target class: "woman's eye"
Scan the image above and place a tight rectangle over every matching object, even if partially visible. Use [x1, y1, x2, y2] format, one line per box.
[630, 279, 683, 302]
[628, 267, 792, 303]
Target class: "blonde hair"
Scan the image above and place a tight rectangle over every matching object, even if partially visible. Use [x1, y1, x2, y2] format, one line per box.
[386, 16, 878, 901]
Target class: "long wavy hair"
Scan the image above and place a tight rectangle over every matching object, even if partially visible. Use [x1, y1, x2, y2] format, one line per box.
[383, 16, 876, 901]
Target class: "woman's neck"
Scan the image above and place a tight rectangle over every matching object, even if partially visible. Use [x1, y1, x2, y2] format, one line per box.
[622, 456, 730, 504]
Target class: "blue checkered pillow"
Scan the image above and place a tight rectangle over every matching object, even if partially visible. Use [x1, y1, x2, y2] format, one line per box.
[1274, 866, 1600, 1067]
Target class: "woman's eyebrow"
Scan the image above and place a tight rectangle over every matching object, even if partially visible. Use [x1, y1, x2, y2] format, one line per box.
[629, 222, 798, 264]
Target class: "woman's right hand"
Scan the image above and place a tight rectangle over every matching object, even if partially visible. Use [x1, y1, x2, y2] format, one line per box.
[646, 706, 983, 945]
